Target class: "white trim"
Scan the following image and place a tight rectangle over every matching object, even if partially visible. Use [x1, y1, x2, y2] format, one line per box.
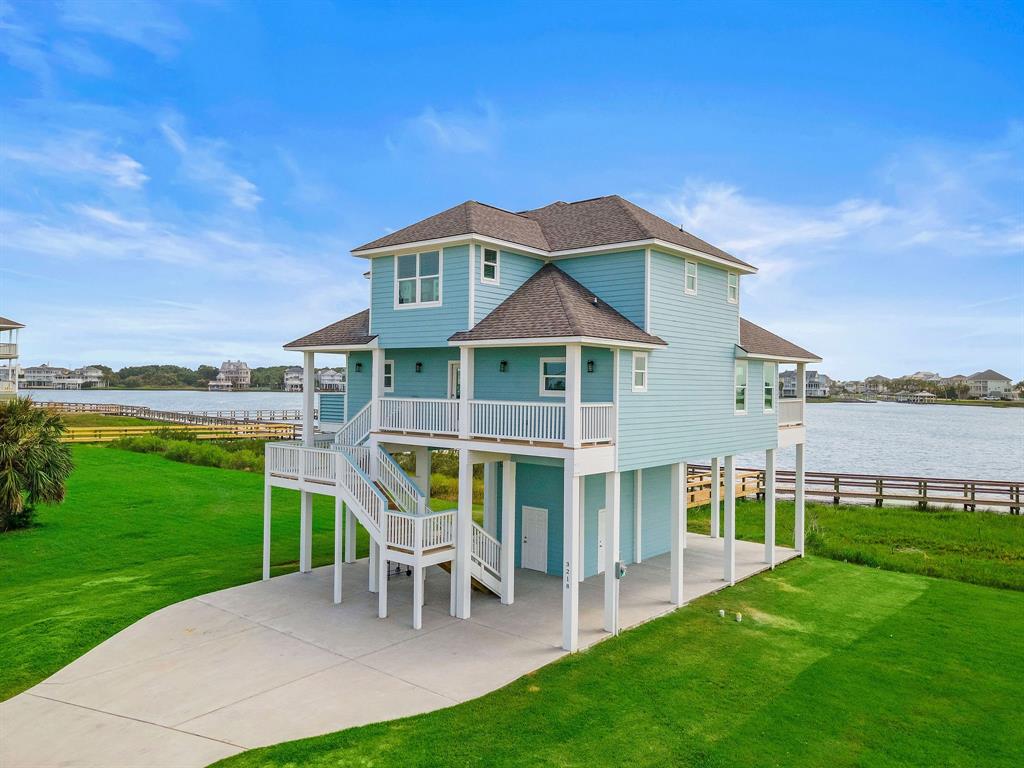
[447, 360, 460, 399]
[643, 247, 651, 332]
[393, 250, 443, 310]
[284, 340, 379, 352]
[735, 350, 822, 364]
[468, 241, 476, 328]
[383, 359, 395, 393]
[449, 336, 663, 350]
[763, 361, 777, 414]
[734, 358, 748, 414]
[727, 272, 739, 304]
[352, 235, 757, 275]
[539, 356, 567, 397]
[481, 246, 500, 285]
[631, 351, 648, 393]
[684, 259, 697, 295]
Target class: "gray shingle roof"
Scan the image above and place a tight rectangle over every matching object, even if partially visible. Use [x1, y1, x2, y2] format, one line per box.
[284, 309, 376, 349]
[449, 264, 666, 346]
[968, 369, 1011, 381]
[353, 195, 752, 269]
[0, 316, 24, 329]
[738, 318, 821, 361]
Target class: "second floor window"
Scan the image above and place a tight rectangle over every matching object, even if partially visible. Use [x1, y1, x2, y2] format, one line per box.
[727, 273, 739, 304]
[396, 251, 441, 306]
[632, 352, 648, 392]
[684, 260, 697, 295]
[540, 358, 566, 396]
[735, 360, 747, 413]
[763, 362, 776, 412]
[482, 248, 499, 284]
[383, 360, 395, 392]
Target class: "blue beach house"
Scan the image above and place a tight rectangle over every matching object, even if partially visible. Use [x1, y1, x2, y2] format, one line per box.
[263, 195, 821, 651]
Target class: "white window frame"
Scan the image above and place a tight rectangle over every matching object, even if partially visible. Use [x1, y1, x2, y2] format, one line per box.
[763, 362, 776, 413]
[734, 359, 748, 414]
[383, 359, 395, 393]
[632, 352, 648, 393]
[393, 250, 443, 309]
[684, 260, 697, 295]
[481, 247, 500, 285]
[539, 357, 567, 397]
[727, 272, 739, 304]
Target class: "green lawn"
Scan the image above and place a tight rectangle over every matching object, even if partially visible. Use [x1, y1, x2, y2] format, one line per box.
[218, 557, 1024, 768]
[58, 413, 155, 427]
[0, 445, 370, 700]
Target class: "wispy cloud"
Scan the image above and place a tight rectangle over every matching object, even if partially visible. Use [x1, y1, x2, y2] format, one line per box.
[0, 132, 147, 189]
[160, 116, 262, 210]
[392, 102, 500, 155]
[59, 0, 187, 58]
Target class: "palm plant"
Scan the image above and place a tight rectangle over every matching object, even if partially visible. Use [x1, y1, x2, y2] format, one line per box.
[0, 397, 74, 531]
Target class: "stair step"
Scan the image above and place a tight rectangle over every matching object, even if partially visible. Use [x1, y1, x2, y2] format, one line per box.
[437, 561, 500, 596]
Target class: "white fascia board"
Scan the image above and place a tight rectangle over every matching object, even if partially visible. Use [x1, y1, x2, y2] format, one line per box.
[549, 239, 758, 274]
[735, 347, 822, 364]
[352, 235, 548, 259]
[448, 336, 664, 350]
[283, 340, 379, 353]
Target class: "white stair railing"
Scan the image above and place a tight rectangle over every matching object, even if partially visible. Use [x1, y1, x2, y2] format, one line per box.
[338, 450, 387, 533]
[376, 447, 427, 515]
[335, 402, 372, 446]
[470, 522, 502, 594]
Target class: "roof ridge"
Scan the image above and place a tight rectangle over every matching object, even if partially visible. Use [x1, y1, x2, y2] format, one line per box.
[547, 264, 582, 333]
[467, 200, 534, 220]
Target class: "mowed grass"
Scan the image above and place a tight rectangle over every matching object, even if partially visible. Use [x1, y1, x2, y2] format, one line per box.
[218, 557, 1024, 768]
[0, 445, 370, 700]
[690, 497, 1024, 591]
[58, 413, 155, 427]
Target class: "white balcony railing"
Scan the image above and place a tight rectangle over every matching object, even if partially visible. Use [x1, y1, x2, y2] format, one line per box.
[778, 398, 804, 427]
[0, 381, 15, 393]
[0, 343, 16, 358]
[471, 400, 565, 443]
[379, 397, 459, 435]
[580, 403, 614, 443]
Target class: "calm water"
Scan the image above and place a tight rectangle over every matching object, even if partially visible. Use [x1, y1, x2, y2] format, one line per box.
[26, 390, 1024, 481]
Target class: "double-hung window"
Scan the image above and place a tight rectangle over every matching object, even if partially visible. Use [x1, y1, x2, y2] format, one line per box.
[684, 260, 697, 295]
[383, 360, 395, 393]
[481, 248, 499, 284]
[734, 360, 748, 413]
[396, 251, 441, 307]
[727, 273, 739, 304]
[632, 352, 648, 392]
[763, 362, 776, 412]
[539, 358, 566, 396]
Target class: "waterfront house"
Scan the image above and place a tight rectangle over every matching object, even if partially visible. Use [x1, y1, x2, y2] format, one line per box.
[19, 364, 101, 390]
[209, 360, 251, 392]
[967, 369, 1012, 398]
[864, 375, 890, 394]
[264, 195, 821, 652]
[283, 366, 304, 392]
[902, 390, 938, 404]
[0, 316, 23, 400]
[781, 369, 831, 398]
[317, 367, 346, 392]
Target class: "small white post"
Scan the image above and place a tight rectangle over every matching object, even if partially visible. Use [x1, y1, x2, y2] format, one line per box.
[562, 458, 580, 652]
[483, 462, 498, 535]
[578, 477, 586, 584]
[369, 540, 379, 593]
[414, 446, 431, 500]
[670, 462, 685, 606]
[370, 348, 383, 432]
[681, 461, 688, 549]
[300, 491, 313, 573]
[765, 448, 776, 567]
[455, 448, 473, 618]
[565, 343, 582, 448]
[412, 565, 423, 629]
[333, 496, 343, 604]
[724, 455, 736, 584]
[302, 351, 315, 446]
[344, 503, 356, 563]
[795, 442, 806, 555]
[458, 347, 474, 439]
[604, 470, 621, 633]
[710, 456, 721, 538]
[377, 547, 388, 618]
[634, 468, 643, 563]
[262, 482, 271, 580]
[500, 460, 516, 605]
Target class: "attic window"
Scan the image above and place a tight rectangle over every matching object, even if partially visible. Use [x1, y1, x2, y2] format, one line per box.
[684, 261, 697, 295]
[481, 248, 499, 285]
[396, 251, 441, 307]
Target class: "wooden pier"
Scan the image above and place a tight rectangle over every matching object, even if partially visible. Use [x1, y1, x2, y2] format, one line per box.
[36, 401, 307, 424]
[62, 423, 297, 443]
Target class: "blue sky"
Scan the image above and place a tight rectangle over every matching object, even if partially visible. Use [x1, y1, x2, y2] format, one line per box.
[1, 0, 1021, 380]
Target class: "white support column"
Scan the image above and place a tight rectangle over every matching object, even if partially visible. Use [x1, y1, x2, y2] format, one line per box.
[412, 565, 423, 630]
[681, 461, 688, 550]
[344, 503, 356, 563]
[370, 348, 383, 432]
[562, 459, 581, 652]
[458, 346, 474, 439]
[603, 471, 621, 633]
[710, 457, 721, 538]
[377, 546, 388, 618]
[795, 442, 806, 555]
[565, 343, 582, 448]
[262, 482, 271, 580]
[670, 462, 685, 606]
[765, 448, 776, 567]
[449, 558, 457, 616]
[333, 496, 343, 604]
[634, 468, 643, 563]
[300, 491, 313, 573]
[578, 477, 586, 584]
[724, 455, 736, 584]
[500, 460, 516, 605]
[302, 351, 315, 446]
[369, 541, 379, 593]
[414, 446, 431, 498]
[483, 462, 498, 536]
[455, 448, 473, 618]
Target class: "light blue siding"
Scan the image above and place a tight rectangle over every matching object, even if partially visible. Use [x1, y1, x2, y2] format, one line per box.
[474, 345, 612, 403]
[473, 247, 544, 324]
[369, 245, 470, 347]
[639, 465, 671, 560]
[619, 470, 636, 565]
[346, 351, 372, 417]
[381, 348, 459, 398]
[556, 250, 646, 328]
[318, 393, 345, 423]
[616, 251, 777, 470]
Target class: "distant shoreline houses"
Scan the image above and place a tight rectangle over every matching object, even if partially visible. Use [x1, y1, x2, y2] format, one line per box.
[837, 369, 1019, 401]
[17, 364, 106, 390]
[208, 360, 252, 392]
[284, 365, 346, 393]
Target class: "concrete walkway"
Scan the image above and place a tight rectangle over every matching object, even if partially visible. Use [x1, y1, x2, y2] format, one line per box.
[1, 534, 797, 768]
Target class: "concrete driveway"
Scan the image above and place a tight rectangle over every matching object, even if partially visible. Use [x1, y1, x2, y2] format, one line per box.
[0, 534, 796, 767]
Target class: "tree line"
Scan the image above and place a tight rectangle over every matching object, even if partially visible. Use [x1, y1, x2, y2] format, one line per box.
[87, 364, 294, 390]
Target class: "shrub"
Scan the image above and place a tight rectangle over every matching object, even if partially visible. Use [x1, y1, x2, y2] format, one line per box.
[108, 435, 264, 473]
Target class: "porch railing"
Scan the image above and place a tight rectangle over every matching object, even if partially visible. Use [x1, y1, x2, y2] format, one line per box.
[379, 397, 459, 435]
[580, 403, 614, 443]
[778, 398, 804, 427]
[470, 400, 565, 442]
[0, 343, 16, 357]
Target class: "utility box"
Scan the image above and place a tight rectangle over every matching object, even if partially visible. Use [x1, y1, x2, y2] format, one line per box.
[615, 561, 627, 580]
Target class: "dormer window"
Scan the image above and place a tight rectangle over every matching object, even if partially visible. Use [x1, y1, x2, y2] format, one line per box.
[396, 251, 441, 307]
[727, 273, 739, 304]
[684, 260, 697, 295]
[481, 248, 499, 285]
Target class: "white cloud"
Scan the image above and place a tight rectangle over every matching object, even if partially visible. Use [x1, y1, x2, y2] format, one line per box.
[394, 102, 499, 154]
[160, 118, 262, 210]
[0, 133, 147, 189]
[59, 0, 186, 58]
